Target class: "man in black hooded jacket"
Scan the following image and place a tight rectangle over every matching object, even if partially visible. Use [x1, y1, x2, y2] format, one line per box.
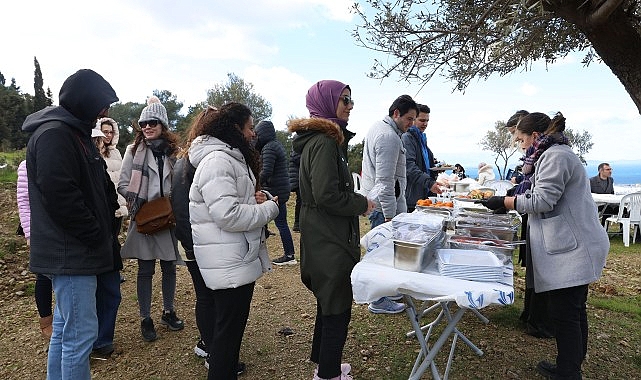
[22, 69, 119, 379]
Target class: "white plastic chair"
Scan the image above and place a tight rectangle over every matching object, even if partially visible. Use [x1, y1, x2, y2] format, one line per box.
[485, 180, 515, 196]
[605, 192, 641, 247]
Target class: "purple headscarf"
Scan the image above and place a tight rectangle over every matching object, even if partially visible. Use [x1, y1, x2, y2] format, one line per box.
[306, 80, 350, 128]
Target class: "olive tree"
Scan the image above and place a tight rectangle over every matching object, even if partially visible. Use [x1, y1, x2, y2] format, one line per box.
[564, 128, 594, 165]
[353, 0, 641, 113]
[479, 121, 519, 179]
[206, 73, 272, 123]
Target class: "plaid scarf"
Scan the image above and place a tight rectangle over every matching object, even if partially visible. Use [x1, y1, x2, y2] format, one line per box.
[125, 144, 150, 217]
[520, 132, 569, 188]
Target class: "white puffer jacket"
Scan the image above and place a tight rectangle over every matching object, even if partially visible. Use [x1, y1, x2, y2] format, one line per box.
[95, 117, 128, 218]
[477, 163, 496, 186]
[189, 135, 279, 290]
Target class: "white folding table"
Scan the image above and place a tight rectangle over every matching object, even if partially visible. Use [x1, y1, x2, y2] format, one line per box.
[352, 225, 514, 380]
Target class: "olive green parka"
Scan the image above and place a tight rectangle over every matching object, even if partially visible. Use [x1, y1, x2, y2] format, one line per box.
[289, 117, 368, 315]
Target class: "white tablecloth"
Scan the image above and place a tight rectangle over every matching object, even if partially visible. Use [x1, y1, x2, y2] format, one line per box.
[352, 223, 514, 310]
[592, 193, 623, 206]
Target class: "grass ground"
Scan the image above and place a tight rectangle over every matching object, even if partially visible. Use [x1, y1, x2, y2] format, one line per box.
[0, 181, 639, 379]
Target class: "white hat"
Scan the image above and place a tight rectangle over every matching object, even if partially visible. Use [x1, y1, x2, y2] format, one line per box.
[92, 128, 106, 138]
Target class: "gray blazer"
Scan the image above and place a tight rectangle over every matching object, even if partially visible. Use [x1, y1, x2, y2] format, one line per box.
[515, 144, 609, 292]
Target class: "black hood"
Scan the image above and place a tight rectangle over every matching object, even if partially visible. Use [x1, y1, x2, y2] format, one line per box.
[59, 69, 118, 123]
[23, 69, 118, 135]
[255, 120, 276, 150]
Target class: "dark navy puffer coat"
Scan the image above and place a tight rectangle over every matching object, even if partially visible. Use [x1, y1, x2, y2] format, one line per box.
[255, 121, 290, 202]
[288, 149, 300, 191]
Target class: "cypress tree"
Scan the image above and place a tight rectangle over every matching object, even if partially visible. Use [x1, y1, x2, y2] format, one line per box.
[33, 56, 47, 112]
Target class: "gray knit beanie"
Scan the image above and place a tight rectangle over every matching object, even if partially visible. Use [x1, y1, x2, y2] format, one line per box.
[139, 96, 169, 129]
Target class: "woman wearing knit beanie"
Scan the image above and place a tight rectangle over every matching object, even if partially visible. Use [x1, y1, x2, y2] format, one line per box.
[118, 96, 184, 342]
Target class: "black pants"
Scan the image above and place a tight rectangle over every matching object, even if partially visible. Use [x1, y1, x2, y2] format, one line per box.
[547, 284, 589, 379]
[186, 260, 215, 350]
[293, 187, 302, 227]
[207, 282, 255, 380]
[35, 273, 53, 317]
[310, 303, 351, 379]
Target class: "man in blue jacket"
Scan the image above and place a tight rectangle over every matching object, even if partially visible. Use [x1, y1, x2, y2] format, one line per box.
[402, 104, 444, 212]
[23, 69, 119, 380]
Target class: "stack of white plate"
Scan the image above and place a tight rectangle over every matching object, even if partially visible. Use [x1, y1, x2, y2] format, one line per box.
[437, 249, 503, 282]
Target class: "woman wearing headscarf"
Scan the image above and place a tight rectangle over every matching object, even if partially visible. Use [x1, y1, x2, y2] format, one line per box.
[288, 80, 375, 380]
[482, 112, 609, 380]
[118, 96, 183, 342]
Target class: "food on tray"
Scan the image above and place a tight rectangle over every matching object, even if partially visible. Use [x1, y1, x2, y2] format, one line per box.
[467, 189, 495, 200]
[416, 199, 453, 208]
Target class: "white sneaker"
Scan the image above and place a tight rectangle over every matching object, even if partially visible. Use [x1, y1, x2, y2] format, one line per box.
[194, 339, 207, 358]
[312, 363, 352, 380]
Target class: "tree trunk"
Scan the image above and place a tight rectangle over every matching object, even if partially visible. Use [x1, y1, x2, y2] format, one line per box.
[554, 3, 641, 114]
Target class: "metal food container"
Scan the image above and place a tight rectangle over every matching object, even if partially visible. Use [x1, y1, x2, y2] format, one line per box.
[447, 235, 521, 265]
[454, 225, 518, 241]
[393, 230, 445, 272]
[452, 181, 471, 193]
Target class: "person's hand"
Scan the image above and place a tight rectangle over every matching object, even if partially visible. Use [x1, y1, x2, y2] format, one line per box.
[430, 183, 443, 194]
[362, 199, 376, 216]
[272, 195, 279, 205]
[255, 191, 267, 204]
[437, 179, 450, 187]
[480, 196, 505, 210]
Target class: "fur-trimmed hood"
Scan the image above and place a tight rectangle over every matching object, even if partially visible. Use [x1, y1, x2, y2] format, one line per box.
[288, 117, 344, 153]
[95, 117, 120, 148]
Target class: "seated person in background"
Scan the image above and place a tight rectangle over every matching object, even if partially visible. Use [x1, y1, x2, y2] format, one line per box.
[453, 163, 466, 180]
[590, 162, 617, 224]
[476, 162, 495, 186]
[590, 163, 614, 194]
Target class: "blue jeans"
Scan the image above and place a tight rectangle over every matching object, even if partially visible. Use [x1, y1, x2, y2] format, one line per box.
[94, 270, 121, 350]
[47, 274, 97, 380]
[274, 201, 295, 256]
[368, 210, 385, 229]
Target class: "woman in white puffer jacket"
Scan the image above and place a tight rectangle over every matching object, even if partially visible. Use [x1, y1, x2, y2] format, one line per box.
[477, 162, 496, 186]
[95, 117, 128, 220]
[189, 103, 278, 379]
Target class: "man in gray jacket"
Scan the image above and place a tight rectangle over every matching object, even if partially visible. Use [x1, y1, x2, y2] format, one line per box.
[361, 94, 418, 314]
[362, 95, 418, 226]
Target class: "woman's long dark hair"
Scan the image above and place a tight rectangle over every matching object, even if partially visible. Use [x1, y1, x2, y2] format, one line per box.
[190, 102, 260, 179]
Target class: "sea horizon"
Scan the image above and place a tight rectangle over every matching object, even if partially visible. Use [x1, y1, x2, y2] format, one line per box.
[463, 159, 641, 187]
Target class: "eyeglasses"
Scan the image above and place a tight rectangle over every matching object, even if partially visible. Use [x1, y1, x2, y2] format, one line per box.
[139, 120, 160, 128]
[341, 95, 354, 106]
[102, 131, 114, 135]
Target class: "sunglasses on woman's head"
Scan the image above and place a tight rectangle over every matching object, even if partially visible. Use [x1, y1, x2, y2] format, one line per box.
[140, 120, 160, 128]
[341, 95, 354, 106]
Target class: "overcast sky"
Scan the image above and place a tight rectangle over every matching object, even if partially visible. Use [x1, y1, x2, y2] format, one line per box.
[2, 0, 639, 169]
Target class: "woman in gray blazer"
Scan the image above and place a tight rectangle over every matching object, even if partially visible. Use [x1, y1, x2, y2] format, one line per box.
[483, 112, 609, 380]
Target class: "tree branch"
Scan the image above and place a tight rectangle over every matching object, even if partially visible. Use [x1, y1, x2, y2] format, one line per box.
[588, 0, 624, 25]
